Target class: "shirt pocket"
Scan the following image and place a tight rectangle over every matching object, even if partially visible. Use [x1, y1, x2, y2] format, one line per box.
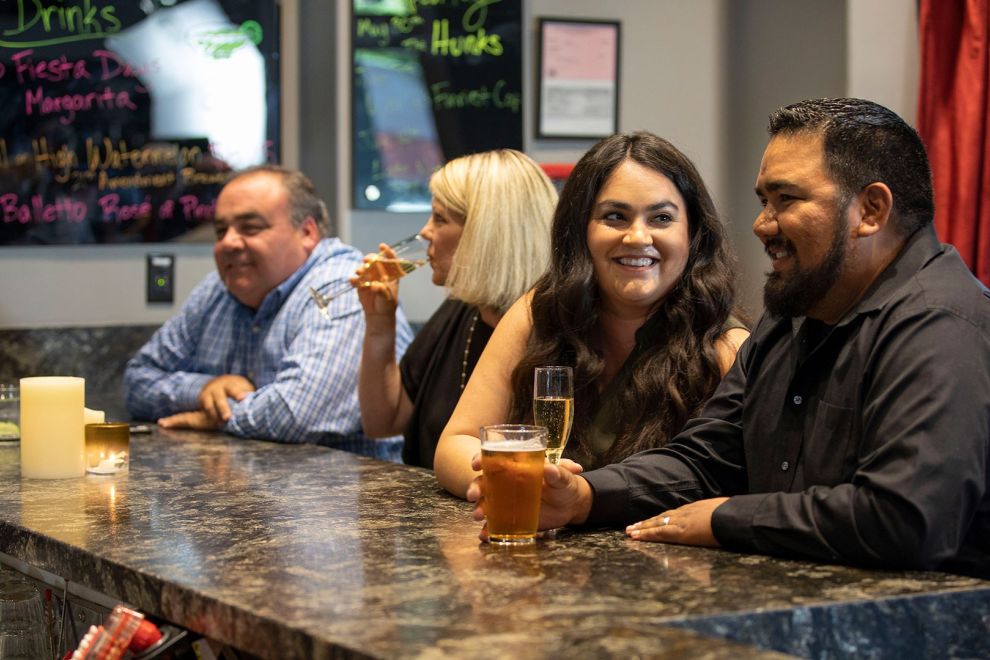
[800, 399, 857, 487]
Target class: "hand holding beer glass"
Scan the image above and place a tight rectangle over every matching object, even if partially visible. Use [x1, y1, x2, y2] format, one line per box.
[533, 367, 574, 464]
[480, 425, 548, 544]
[310, 234, 429, 319]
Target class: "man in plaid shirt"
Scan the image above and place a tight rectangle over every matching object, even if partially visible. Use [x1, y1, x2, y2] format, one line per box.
[125, 165, 412, 461]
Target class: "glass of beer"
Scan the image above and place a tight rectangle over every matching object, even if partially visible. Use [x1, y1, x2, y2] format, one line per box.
[533, 366, 574, 464]
[310, 234, 429, 318]
[480, 424, 548, 545]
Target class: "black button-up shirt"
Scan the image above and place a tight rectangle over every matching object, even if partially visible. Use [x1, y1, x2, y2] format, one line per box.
[584, 225, 990, 577]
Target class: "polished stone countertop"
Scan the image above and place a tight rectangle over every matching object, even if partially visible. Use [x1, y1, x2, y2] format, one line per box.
[0, 428, 988, 659]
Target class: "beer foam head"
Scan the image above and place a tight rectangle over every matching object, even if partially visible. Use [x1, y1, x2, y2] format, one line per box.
[480, 424, 548, 450]
[482, 438, 546, 452]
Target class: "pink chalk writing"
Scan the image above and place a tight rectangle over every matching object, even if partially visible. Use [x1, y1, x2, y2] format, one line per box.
[179, 195, 215, 221]
[1, 193, 87, 224]
[97, 194, 152, 223]
[12, 49, 91, 84]
[24, 85, 139, 125]
[93, 49, 159, 81]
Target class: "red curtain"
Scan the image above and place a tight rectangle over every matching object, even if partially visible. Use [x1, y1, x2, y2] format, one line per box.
[916, 0, 990, 285]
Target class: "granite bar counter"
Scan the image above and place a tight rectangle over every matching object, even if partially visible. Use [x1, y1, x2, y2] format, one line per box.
[0, 429, 988, 659]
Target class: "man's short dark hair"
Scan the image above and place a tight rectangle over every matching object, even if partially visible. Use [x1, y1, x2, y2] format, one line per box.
[227, 164, 330, 236]
[768, 98, 935, 236]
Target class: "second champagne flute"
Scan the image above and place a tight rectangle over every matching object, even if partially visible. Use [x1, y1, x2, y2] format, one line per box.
[533, 366, 574, 465]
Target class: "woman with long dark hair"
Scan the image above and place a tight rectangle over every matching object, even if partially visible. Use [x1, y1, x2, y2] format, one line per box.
[436, 132, 748, 497]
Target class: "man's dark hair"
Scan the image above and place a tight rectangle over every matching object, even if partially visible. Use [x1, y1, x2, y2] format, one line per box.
[768, 98, 934, 236]
[228, 164, 330, 236]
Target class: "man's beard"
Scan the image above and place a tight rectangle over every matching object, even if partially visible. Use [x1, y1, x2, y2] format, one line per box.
[763, 211, 847, 318]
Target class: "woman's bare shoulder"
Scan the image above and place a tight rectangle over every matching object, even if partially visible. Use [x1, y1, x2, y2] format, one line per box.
[715, 327, 750, 376]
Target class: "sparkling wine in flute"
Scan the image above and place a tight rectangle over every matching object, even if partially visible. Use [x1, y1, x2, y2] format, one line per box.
[353, 256, 427, 286]
[533, 396, 574, 464]
[533, 366, 574, 464]
[310, 234, 429, 319]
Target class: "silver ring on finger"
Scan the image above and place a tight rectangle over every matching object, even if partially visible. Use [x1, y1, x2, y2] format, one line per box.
[661, 516, 671, 526]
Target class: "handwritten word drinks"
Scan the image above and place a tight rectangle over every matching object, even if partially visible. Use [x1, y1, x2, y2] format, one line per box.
[2, 0, 122, 45]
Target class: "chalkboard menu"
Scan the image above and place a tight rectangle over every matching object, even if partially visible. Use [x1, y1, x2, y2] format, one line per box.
[352, 0, 522, 211]
[0, 0, 280, 245]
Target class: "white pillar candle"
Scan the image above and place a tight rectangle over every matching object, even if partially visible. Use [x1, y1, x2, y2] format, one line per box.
[20, 376, 85, 479]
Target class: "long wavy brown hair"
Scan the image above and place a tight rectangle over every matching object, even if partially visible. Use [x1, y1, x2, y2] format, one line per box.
[508, 132, 739, 468]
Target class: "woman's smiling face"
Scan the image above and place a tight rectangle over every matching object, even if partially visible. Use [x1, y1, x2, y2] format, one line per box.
[586, 159, 691, 318]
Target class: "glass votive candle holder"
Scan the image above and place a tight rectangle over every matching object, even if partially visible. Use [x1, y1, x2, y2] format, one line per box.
[0, 568, 52, 658]
[85, 423, 130, 475]
[0, 384, 19, 441]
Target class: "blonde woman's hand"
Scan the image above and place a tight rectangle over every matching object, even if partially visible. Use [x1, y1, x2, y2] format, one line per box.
[352, 243, 400, 322]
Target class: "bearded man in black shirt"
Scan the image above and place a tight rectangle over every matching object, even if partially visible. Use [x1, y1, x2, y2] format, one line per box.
[468, 98, 990, 577]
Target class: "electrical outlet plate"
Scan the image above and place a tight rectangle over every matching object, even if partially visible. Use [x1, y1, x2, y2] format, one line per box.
[146, 254, 175, 304]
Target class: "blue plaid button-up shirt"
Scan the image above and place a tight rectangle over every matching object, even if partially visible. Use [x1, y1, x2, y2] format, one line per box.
[124, 238, 413, 461]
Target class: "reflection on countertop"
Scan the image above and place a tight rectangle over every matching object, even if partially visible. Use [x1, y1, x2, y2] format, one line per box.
[1, 427, 988, 659]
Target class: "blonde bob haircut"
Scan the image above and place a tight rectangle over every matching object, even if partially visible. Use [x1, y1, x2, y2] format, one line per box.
[433, 149, 557, 314]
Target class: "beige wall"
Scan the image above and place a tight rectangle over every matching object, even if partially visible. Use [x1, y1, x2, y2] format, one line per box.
[525, 0, 726, 199]
[848, 0, 919, 125]
[724, 0, 848, 316]
[0, 0, 919, 328]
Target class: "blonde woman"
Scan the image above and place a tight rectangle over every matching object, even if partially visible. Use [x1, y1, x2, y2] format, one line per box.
[355, 149, 558, 468]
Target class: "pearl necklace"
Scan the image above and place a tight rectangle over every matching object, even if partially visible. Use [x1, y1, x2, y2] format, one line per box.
[460, 311, 480, 390]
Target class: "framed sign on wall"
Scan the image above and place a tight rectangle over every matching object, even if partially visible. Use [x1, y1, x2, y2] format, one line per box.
[536, 18, 620, 140]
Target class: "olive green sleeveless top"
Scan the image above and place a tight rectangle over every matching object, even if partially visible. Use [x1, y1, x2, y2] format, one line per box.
[577, 315, 746, 471]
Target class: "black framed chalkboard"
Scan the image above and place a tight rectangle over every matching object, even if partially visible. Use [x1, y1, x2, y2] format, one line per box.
[0, 0, 280, 245]
[351, 0, 523, 211]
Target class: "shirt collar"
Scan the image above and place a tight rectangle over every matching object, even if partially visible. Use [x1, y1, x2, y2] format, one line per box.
[841, 223, 941, 319]
[789, 224, 942, 334]
[239, 238, 328, 318]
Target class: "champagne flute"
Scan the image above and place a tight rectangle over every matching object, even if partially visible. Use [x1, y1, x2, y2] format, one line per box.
[533, 366, 574, 465]
[310, 234, 429, 319]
